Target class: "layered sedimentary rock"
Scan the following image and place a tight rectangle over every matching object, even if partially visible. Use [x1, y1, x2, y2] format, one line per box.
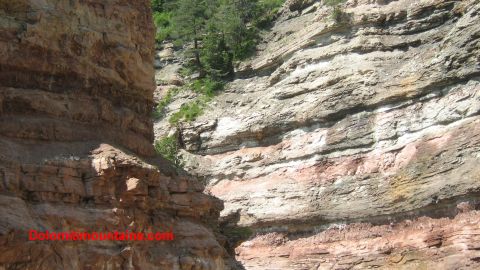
[236, 210, 480, 269]
[0, 1, 230, 269]
[155, 0, 480, 268]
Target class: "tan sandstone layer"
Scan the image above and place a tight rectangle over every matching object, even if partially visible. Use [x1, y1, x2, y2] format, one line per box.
[0, 0, 231, 269]
[154, 0, 480, 268]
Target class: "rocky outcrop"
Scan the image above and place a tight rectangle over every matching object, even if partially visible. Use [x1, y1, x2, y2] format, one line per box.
[237, 209, 480, 269]
[0, 1, 230, 269]
[156, 0, 480, 268]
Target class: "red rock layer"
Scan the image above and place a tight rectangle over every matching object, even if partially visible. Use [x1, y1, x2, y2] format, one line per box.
[237, 209, 480, 269]
[0, 0, 155, 155]
[0, 1, 230, 269]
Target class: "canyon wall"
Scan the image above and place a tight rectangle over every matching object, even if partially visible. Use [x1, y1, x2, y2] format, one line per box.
[0, 0, 230, 269]
[155, 0, 480, 268]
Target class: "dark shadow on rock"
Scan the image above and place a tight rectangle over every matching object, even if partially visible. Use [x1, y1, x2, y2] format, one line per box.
[218, 209, 251, 270]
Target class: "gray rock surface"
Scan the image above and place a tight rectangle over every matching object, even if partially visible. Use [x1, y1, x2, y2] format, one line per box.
[154, 0, 480, 268]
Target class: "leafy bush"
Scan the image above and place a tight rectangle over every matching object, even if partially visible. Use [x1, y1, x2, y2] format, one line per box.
[154, 135, 183, 167]
[231, 27, 258, 60]
[153, 11, 171, 26]
[153, 78, 224, 124]
[156, 26, 173, 43]
[153, 11, 173, 43]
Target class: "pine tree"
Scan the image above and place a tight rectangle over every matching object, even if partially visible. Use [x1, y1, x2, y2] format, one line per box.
[201, 22, 234, 78]
[172, 0, 208, 68]
[161, 0, 285, 77]
[213, 0, 257, 60]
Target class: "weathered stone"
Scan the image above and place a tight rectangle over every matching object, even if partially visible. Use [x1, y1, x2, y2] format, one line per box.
[154, 0, 480, 268]
[0, 1, 231, 269]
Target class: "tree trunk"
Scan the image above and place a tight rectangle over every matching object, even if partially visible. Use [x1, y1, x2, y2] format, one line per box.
[194, 38, 201, 68]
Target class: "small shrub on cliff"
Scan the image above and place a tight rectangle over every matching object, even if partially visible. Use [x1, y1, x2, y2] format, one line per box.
[169, 101, 203, 124]
[154, 135, 183, 167]
[331, 6, 344, 23]
[179, 65, 196, 78]
[222, 226, 254, 246]
[191, 77, 224, 97]
[168, 78, 224, 125]
[153, 87, 180, 119]
[323, 0, 347, 23]
[323, 0, 347, 6]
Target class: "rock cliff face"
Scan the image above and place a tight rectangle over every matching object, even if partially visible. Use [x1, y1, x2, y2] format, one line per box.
[155, 0, 480, 268]
[0, 1, 230, 269]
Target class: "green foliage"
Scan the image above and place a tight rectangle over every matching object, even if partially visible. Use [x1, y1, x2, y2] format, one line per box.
[171, 0, 208, 67]
[179, 65, 196, 77]
[151, 0, 287, 159]
[151, 0, 177, 12]
[151, 0, 178, 43]
[212, 0, 252, 61]
[154, 136, 182, 167]
[168, 78, 224, 124]
[223, 226, 254, 240]
[323, 0, 347, 7]
[216, 0, 285, 60]
[331, 6, 344, 22]
[254, 0, 284, 28]
[260, 0, 285, 9]
[169, 101, 203, 124]
[201, 26, 234, 78]
[153, 87, 180, 119]
[171, 0, 207, 42]
[322, 0, 347, 23]
[191, 77, 224, 96]
[153, 11, 173, 43]
[151, 0, 163, 12]
[152, 78, 224, 125]
[151, 0, 285, 122]
[155, 0, 286, 76]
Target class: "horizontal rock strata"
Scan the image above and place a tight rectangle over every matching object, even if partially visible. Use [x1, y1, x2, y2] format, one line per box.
[237, 209, 480, 269]
[0, 1, 230, 269]
[158, 0, 480, 268]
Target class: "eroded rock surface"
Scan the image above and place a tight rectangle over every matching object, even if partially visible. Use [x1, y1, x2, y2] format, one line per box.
[155, 0, 480, 268]
[0, 1, 230, 269]
[237, 210, 480, 269]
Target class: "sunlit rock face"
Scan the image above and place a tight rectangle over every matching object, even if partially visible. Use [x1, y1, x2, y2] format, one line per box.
[0, 1, 231, 269]
[155, 0, 480, 268]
